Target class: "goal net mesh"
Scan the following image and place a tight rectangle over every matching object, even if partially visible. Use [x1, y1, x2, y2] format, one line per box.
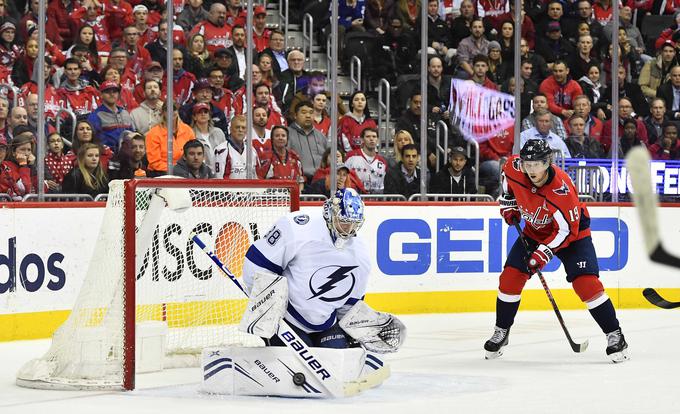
[16, 179, 294, 390]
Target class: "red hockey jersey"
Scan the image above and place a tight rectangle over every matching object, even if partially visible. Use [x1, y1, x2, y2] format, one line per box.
[502, 154, 591, 252]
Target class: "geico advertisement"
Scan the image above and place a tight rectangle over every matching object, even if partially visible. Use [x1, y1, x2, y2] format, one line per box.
[1, 205, 679, 314]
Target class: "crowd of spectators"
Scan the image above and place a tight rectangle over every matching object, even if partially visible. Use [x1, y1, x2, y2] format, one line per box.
[0, 0, 679, 202]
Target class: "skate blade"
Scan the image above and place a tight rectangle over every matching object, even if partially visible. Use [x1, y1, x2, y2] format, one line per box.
[485, 350, 503, 360]
[609, 349, 630, 363]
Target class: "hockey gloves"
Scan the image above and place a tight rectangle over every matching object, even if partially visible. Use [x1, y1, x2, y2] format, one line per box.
[528, 244, 553, 274]
[499, 193, 521, 225]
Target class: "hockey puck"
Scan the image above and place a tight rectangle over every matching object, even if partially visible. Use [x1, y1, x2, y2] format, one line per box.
[292, 372, 306, 386]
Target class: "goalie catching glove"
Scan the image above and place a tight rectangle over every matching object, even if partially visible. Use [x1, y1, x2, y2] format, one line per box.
[339, 301, 406, 354]
[239, 272, 288, 338]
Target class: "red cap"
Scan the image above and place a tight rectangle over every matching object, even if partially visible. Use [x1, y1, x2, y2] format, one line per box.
[192, 102, 211, 114]
[145, 61, 163, 71]
[99, 80, 121, 92]
[254, 5, 266, 15]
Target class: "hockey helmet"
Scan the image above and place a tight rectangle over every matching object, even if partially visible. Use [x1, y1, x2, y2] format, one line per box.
[520, 139, 552, 162]
[323, 188, 365, 247]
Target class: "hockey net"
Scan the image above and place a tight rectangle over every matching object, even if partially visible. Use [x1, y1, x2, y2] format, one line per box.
[16, 179, 299, 390]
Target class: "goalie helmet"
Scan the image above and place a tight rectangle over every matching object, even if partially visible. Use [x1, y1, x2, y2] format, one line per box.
[323, 188, 365, 248]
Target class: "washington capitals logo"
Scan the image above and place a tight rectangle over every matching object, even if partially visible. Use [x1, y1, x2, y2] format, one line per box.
[512, 157, 522, 172]
[553, 181, 570, 196]
[308, 265, 357, 302]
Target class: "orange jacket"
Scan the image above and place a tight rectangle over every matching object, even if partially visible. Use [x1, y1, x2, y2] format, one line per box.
[145, 120, 195, 173]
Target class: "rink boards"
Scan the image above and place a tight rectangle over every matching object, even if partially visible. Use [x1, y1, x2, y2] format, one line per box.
[0, 202, 679, 341]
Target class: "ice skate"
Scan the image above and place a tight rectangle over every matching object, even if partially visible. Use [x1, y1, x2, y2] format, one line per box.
[484, 326, 509, 359]
[606, 328, 629, 363]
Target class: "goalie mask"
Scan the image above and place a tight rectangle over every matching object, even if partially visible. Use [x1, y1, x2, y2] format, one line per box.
[323, 188, 365, 248]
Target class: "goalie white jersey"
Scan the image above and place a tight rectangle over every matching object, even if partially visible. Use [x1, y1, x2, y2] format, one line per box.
[242, 210, 371, 334]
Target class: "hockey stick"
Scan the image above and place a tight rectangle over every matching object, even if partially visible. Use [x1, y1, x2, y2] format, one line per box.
[513, 224, 589, 353]
[626, 147, 680, 269]
[642, 288, 680, 309]
[190, 232, 379, 397]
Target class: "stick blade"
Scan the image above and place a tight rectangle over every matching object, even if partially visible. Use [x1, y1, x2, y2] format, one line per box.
[571, 339, 589, 353]
[626, 147, 660, 255]
[643, 288, 680, 309]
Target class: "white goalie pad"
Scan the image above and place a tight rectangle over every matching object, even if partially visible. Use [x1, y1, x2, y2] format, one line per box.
[200, 346, 390, 398]
[339, 301, 407, 354]
[239, 272, 288, 338]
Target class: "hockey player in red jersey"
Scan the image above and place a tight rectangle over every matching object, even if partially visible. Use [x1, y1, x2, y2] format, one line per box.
[485, 139, 628, 362]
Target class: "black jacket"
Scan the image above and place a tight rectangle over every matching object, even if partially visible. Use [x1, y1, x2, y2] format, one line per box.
[429, 166, 477, 194]
[384, 163, 421, 199]
[62, 167, 109, 198]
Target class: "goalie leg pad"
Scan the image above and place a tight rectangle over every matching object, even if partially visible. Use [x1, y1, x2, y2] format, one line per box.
[339, 301, 406, 354]
[239, 272, 288, 338]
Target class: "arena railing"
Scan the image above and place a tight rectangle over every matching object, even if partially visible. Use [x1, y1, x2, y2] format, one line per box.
[567, 165, 606, 202]
[377, 78, 391, 156]
[434, 120, 449, 173]
[94, 194, 108, 202]
[302, 13, 313, 71]
[22, 194, 95, 202]
[300, 194, 328, 202]
[360, 194, 407, 201]
[0, 193, 11, 202]
[0, 83, 19, 108]
[350, 56, 361, 93]
[408, 193, 495, 202]
[279, 0, 289, 49]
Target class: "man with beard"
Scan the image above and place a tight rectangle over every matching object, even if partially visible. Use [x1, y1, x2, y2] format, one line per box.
[539, 60, 583, 119]
[227, 25, 247, 79]
[456, 17, 489, 79]
[130, 79, 163, 134]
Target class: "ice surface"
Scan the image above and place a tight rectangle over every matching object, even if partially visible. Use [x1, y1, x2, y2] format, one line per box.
[2, 310, 679, 414]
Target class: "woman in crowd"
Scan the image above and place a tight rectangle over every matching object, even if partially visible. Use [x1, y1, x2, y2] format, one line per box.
[100, 65, 138, 110]
[258, 52, 277, 89]
[578, 63, 609, 120]
[386, 129, 415, 170]
[312, 91, 331, 137]
[184, 33, 211, 79]
[145, 101, 195, 177]
[498, 21, 515, 62]
[191, 102, 226, 170]
[67, 25, 100, 69]
[310, 148, 366, 195]
[338, 90, 377, 152]
[44, 132, 73, 189]
[0, 20, 21, 67]
[258, 125, 304, 190]
[67, 119, 114, 170]
[487, 41, 508, 86]
[11, 38, 39, 87]
[62, 143, 109, 197]
[0, 132, 41, 199]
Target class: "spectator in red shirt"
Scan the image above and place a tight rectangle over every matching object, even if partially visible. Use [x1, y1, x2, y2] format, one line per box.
[338, 90, 377, 152]
[648, 122, 680, 160]
[470, 54, 498, 90]
[102, 0, 133, 43]
[57, 57, 101, 116]
[258, 125, 305, 190]
[0, 20, 21, 68]
[170, 49, 197, 106]
[539, 59, 584, 119]
[252, 5, 271, 53]
[479, 125, 514, 198]
[0, 131, 43, 199]
[45, 131, 72, 187]
[121, 24, 152, 75]
[225, 0, 246, 27]
[132, 4, 153, 47]
[133, 61, 166, 104]
[312, 91, 331, 137]
[190, 2, 232, 54]
[70, 0, 112, 58]
[48, 0, 81, 46]
[20, 0, 63, 47]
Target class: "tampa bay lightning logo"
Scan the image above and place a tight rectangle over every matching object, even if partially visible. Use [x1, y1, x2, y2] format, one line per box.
[308, 265, 357, 302]
[553, 181, 570, 196]
[293, 214, 309, 225]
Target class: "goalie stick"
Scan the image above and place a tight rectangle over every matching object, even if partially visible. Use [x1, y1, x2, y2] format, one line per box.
[190, 232, 380, 397]
[625, 147, 680, 309]
[626, 147, 680, 269]
[513, 224, 589, 353]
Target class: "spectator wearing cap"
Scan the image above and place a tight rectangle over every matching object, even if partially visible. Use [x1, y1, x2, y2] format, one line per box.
[121, 25, 152, 75]
[384, 143, 422, 198]
[486, 41, 507, 86]
[639, 41, 678, 100]
[190, 3, 232, 54]
[131, 4, 153, 46]
[274, 49, 309, 114]
[56, 58, 101, 116]
[130, 79, 163, 135]
[177, 0, 209, 32]
[261, 29, 287, 76]
[0, 20, 22, 67]
[345, 127, 388, 194]
[534, 20, 574, 66]
[87, 80, 136, 151]
[257, 124, 304, 189]
[252, 5, 271, 53]
[213, 47, 244, 91]
[179, 77, 229, 132]
[173, 139, 214, 178]
[169, 49, 197, 106]
[429, 146, 477, 195]
[100, 64, 138, 111]
[133, 60, 167, 104]
[191, 101, 226, 169]
[145, 100, 195, 176]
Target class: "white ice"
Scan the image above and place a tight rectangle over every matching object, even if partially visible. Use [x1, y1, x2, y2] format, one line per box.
[2, 309, 679, 414]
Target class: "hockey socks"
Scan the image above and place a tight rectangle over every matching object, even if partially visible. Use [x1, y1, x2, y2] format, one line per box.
[587, 298, 620, 335]
[495, 297, 521, 329]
